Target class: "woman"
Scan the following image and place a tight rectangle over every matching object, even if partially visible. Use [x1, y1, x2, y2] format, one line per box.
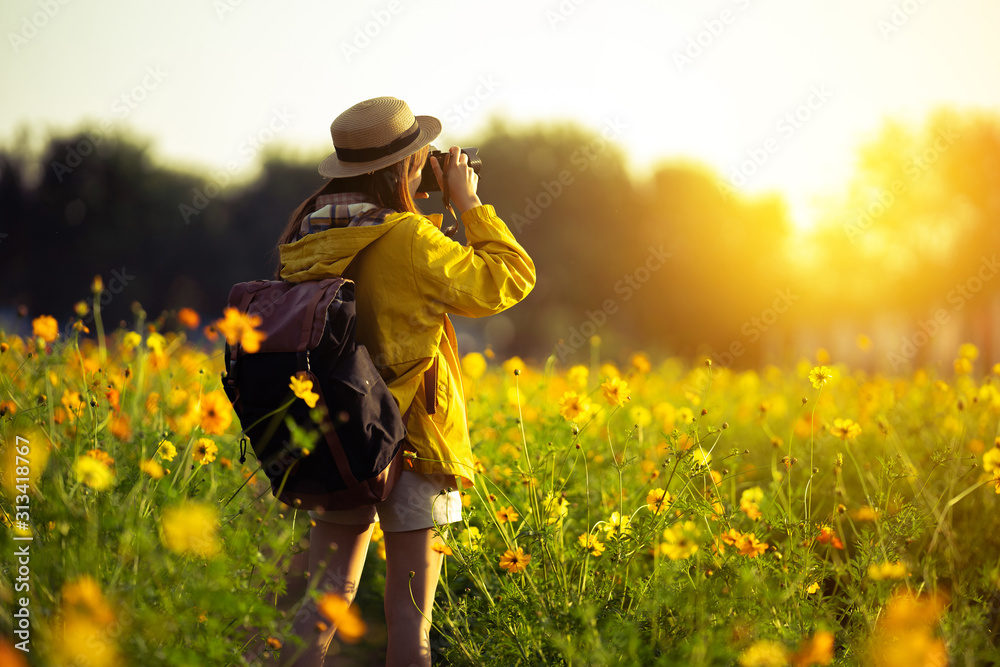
[272, 96, 535, 666]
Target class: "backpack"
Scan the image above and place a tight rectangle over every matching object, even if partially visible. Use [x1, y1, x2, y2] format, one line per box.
[220, 277, 437, 512]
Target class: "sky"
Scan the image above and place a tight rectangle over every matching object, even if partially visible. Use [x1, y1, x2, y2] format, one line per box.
[3, 0, 1000, 231]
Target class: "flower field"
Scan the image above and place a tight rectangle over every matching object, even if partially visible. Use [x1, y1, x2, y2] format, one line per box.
[2, 299, 1000, 665]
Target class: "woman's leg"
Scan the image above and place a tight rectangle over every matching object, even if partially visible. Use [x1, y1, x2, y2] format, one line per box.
[382, 528, 446, 667]
[282, 521, 374, 667]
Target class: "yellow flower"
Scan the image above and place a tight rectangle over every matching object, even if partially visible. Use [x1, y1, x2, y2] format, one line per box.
[603, 511, 631, 538]
[193, 438, 218, 465]
[317, 593, 367, 643]
[806, 582, 821, 595]
[577, 532, 605, 557]
[157, 440, 177, 462]
[959, 342, 979, 360]
[461, 352, 487, 379]
[496, 505, 520, 523]
[630, 352, 651, 374]
[981, 448, 1000, 473]
[122, 331, 142, 352]
[740, 486, 765, 520]
[32, 315, 59, 343]
[140, 459, 165, 480]
[808, 365, 833, 389]
[857, 334, 872, 351]
[629, 405, 653, 427]
[954, 357, 972, 375]
[661, 521, 700, 560]
[160, 501, 220, 558]
[214, 307, 267, 353]
[199, 390, 233, 434]
[61, 574, 115, 625]
[167, 387, 189, 408]
[868, 561, 908, 580]
[558, 391, 591, 422]
[739, 640, 788, 667]
[542, 492, 569, 524]
[499, 547, 531, 573]
[61, 390, 85, 419]
[502, 356, 525, 377]
[850, 506, 879, 522]
[289, 373, 320, 409]
[830, 418, 861, 441]
[458, 526, 482, 551]
[600, 362, 620, 379]
[146, 332, 167, 355]
[646, 488, 673, 514]
[601, 376, 630, 407]
[74, 456, 115, 491]
[567, 364, 589, 389]
[866, 591, 947, 667]
[55, 595, 122, 667]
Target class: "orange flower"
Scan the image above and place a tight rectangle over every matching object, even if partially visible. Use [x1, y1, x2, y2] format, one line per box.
[177, 307, 200, 329]
[198, 390, 233, 435]
[737, 533, 769, 558]
[109, 414, 132, 441]
[32, 315, 59, 342]
[431, 542, 453, 556]
[816, 525, 844, 550]
[105, 386, 121, 412]
[790, 630, 834, 666]
[85, 449, 115, 467]
[214, 308, 267, 353]
[496, 506, 520, 523]
[499, 547, 531, 573]
[317, 593, 367, 643]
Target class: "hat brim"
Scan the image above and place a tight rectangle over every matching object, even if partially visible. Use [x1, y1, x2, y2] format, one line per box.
[317, 115, 442, 178]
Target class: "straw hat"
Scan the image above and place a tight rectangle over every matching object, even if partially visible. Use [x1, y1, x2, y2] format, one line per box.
[318, 97, 442, 178]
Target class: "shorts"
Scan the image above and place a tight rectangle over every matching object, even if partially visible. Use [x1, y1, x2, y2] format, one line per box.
[307, 471, 463, 533]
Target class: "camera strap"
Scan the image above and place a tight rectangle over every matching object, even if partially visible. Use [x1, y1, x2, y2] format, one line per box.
[440, 152, 458, 236]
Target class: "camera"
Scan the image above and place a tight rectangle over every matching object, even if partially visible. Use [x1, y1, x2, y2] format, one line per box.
[417, 146, 482, 192]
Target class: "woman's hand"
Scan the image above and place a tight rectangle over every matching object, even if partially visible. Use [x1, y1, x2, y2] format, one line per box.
[430, 145, 482, 218]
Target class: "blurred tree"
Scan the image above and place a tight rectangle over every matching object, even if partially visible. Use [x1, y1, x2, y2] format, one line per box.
[807, 108, 1000, 364]
[4, 109, 997, 368]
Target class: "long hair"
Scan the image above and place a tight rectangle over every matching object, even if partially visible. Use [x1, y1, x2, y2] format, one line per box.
[270, 145, 430, 278]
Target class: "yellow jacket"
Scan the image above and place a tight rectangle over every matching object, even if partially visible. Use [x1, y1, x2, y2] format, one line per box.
[277, 204, 535, 487]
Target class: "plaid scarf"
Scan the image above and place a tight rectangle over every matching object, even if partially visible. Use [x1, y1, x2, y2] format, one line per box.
[296, 192, 395, 240]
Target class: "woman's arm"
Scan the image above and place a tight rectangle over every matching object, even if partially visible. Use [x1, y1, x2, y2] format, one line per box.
[411, 204, 536, 318]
